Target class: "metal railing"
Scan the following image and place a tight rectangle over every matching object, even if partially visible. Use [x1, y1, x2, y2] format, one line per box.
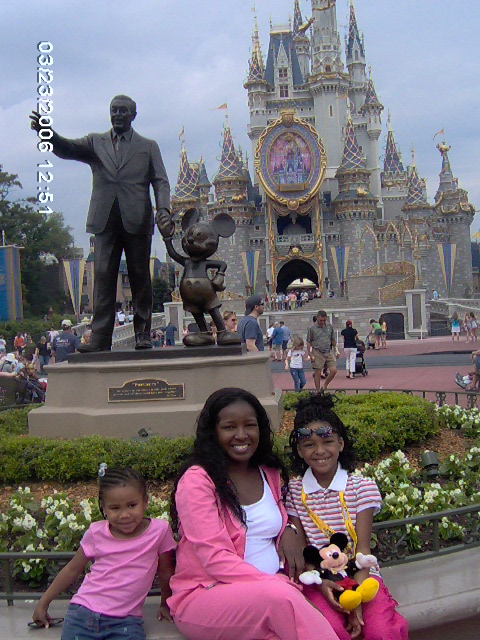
[1, 501, 479, 604]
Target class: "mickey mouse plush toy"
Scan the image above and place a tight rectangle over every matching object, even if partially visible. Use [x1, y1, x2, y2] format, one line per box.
[156, 207, 242, 347]
[299, 533, 379, 611]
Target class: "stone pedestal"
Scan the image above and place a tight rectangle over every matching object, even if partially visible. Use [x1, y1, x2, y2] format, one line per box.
[28, 347, 283, 439]
[405, 289, 428, 339]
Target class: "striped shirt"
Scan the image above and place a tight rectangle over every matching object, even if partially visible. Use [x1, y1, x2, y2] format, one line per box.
[286, 465, 382, 551]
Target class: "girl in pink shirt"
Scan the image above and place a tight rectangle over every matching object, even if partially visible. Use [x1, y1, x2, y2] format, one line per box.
[32, 467, 176, 639]
[168, 387, 340, 640]
[286, 394, 408, 640]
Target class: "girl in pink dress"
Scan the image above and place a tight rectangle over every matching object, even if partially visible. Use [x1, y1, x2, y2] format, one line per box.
[286, 394, 408, 640]
[32, 467, 176, 639]
[168, 387, 340, 640]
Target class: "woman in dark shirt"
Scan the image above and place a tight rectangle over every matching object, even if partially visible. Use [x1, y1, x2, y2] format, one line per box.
[341, 320, 358, 379]
[35, 337, 51, 376]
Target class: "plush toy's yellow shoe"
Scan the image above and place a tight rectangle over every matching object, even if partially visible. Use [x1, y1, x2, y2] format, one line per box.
[356, 577, 379, 603]
[338, 590, 362, 611]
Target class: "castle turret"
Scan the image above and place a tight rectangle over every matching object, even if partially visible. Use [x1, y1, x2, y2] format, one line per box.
[359, 73, 384, 205]
[212, 121, 248, 212]
[333, 114, 378, 275]
[309, 0, 349, 183]
[346, 0, 366, 85]
[310, 0, 344, 76]
[433, 141, 475, 296]
[170, 144, 199, 220]
[381, 114, 408, 219]
[210, 122, 261, 296]
[402, 154, 431, 216]
[245, 13, 269, 184]
[292, 0, 311, 80]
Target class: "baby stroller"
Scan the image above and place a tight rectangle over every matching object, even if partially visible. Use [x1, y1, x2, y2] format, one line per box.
[355, 340, 368, 376]
[366, 332, 376, 350]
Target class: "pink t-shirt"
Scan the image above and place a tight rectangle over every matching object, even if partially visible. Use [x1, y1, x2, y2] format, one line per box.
[72, 518, 176, 618]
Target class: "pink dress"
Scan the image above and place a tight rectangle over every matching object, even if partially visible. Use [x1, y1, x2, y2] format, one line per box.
[168, 465, 340, 640]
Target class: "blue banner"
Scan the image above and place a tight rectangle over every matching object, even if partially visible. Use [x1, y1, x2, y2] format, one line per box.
[0, 246, 23, 321]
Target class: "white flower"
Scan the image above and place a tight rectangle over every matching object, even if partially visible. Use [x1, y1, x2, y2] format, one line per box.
[36, 529, 45, 539]
[12, 517, 22, 527]
[54, 511, 63, 520]
[22, 514, 36, 531]
[21, 562, 31, 573]
[25, 544, 35, 552]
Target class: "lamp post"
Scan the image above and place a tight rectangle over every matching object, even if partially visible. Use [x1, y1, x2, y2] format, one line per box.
[420, 450, 440, 481]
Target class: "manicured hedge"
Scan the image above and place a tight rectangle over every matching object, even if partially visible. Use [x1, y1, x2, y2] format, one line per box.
[0, 392, 440, 483]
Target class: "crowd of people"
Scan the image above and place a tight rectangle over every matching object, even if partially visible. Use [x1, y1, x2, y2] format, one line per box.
[31, 388, 408, 640]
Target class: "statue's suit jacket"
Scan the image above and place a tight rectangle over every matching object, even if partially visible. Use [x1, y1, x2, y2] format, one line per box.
[51, 129, 170, 235]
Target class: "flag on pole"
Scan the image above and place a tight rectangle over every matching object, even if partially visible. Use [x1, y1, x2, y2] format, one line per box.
[178, 126, 185, 140]
[433, 128, 445, 141]
[213, 103, 228, 110]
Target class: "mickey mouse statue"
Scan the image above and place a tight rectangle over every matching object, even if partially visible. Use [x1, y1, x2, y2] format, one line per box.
[156, 207, 242, 347]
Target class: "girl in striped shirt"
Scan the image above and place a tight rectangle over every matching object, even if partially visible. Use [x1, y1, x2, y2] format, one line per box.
[286, 394, 408, 640]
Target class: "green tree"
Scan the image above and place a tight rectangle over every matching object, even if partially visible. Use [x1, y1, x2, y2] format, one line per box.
[152, 277, 171, 312]
[0, 166, 75, 316]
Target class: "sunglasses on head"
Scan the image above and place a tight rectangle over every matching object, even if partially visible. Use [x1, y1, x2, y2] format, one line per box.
[295, 426, 334, 439]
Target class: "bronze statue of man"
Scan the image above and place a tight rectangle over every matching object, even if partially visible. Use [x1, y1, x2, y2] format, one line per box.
[30, 96, 171, 351]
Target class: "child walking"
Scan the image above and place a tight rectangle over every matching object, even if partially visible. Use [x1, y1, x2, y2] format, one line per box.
[285, 394, 408, 640]
[32, 467, 176, 639]
[285, 336, 309, 392]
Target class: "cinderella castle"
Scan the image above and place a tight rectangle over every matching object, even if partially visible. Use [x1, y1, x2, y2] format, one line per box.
[169, 0, 475, 304]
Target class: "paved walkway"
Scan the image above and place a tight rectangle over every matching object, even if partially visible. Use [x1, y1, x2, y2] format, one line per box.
[273, 336, 480, 398]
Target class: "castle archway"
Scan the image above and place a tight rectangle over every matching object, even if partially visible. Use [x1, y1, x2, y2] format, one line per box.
[276, 259, 318, 293]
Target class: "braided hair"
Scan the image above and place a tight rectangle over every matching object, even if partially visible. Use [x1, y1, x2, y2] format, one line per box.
[289, 393, 356, 475]
[98, 467, 147, 516]
[170, 388, 289, 532]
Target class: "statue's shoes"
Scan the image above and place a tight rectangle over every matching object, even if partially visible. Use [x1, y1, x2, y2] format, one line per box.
[77, 341, 111, 353]
[135, 332, 153, 350]
[183, 331, 216, 347]
[216, 330, 241, 346]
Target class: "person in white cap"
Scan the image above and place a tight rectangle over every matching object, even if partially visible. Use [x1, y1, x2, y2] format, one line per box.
[51, 320, 80, 363]
[1, 353, 16, 373]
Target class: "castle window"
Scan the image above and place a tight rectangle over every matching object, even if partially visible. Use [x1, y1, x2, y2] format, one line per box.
[255, 226, 260, 231]
[325, 65, 331, 73]
[280, 85, 289, 98]
[323, 192, 332, 207]
[355, 51, 359, 61]
[328, 221, 334, 227]
[329, 105, 333, 117]
[279, 68, 288, 79]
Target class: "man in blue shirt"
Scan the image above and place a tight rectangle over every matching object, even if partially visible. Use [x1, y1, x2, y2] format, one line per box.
[279, 320, 290, 360]
[52, 320, 81, 362]
[162, 322, 178, 347]
[237, 294, 265, 352]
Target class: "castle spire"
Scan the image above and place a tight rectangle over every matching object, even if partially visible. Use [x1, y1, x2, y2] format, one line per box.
[347, 0, 364, 59]
[404, 165, 428, 209]
[215, 121, 245, 180]
[293, 0, 303, 37]
[340, 116, 366, 169]
[436, 140, 456, 193]
[383, 115, 404, 173]
[174, 145, 198, 199]
[247, 11, 266, 82]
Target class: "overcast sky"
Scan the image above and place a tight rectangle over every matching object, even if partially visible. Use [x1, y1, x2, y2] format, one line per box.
[2, 0, 479, 259]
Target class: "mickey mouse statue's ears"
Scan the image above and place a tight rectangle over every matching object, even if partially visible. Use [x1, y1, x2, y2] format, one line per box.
[211, 213, 236, 238]
[181, 208, 201, 232]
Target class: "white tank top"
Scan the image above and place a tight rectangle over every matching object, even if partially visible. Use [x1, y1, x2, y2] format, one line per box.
[243, 469, 282, 574]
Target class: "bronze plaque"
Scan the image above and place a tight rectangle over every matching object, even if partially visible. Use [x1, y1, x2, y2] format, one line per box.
[278, 182, 307, 192]
[108, 378, 184, 403]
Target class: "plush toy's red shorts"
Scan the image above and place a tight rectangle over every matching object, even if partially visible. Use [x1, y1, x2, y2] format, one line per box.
[335, 576, 358, 590]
